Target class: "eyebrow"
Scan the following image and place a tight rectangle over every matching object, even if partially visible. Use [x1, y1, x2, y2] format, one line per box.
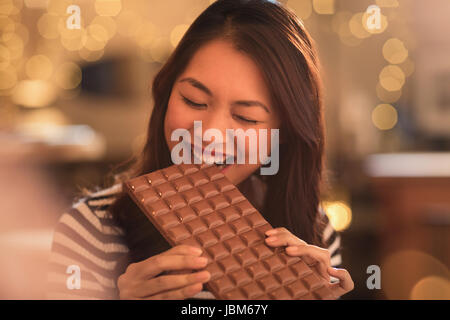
[178, 77, 270, 113]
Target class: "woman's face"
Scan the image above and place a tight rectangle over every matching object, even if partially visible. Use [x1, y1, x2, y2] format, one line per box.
[164, 39, 280, 185]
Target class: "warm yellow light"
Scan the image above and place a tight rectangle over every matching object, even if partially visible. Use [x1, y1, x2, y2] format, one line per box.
[349, 12, 370, 39]
[410, 276, 450, 300]
[383, 38, 408, 64]
[26, 55, 53, 80]
[379, 65, 405, 92]
[0, 45, 11, 71]
[0, 65, 17, 90]
[150, 37, 171, 63]
[90, 16, 117, 40]
[286, 0, 312, 20]
[313, 0, 335, 15]
[376, 83, 402, 103]
[362, 11, 388, 34]
[95, 0, 122, 17]
[0, 0, 14, 15]
[37, 13, 61, 39]
[78, 47, 104, 62]
[323, 201, 352, 231]
[170, 24, 189, 48]
[60, 28, 87, 51]
[331, 11, 351, 33]
[2, 33, 23, 59]
[0, 16, 15, 36]
[55, 62, 82, 90]
[84, 24, 109, 51]
[12, 80, 57, 108]
[382, 250, 449, 299]
[400, 58, 415, 77]
[135, 22, 157, 48]
[371, 103, 398, 130]
[3, 22, 29, 45]
[376, 0, 399, 8]
[47, 0, 72, 15]
[116, 10, 142, 37]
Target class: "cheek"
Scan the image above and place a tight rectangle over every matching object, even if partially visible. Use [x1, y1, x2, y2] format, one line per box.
[164, 95, 193, 149]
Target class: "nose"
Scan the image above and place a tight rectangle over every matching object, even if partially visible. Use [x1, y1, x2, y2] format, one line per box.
[193, 108, 236, 161]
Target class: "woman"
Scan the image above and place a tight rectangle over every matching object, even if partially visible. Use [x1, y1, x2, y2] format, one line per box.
[47, 0, 353, 300]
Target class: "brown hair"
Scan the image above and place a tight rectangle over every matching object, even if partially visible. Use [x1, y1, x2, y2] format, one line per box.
[107, 0, 327, 268]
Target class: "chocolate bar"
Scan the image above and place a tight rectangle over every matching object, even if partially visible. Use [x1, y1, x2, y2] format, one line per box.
[123, 163, 334, 300]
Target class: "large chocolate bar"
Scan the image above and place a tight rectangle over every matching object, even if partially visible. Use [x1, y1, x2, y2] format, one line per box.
[123, 163, 334, 300]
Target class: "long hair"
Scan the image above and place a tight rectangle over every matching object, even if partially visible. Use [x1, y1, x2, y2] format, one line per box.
[107, 0, 327, 269]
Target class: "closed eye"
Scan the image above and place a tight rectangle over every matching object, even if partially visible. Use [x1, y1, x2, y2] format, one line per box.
[181, 95, 207, 109]
[233, 114, 259, 124]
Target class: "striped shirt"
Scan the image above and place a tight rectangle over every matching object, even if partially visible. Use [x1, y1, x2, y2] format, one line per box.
[46, 183, 342, 300]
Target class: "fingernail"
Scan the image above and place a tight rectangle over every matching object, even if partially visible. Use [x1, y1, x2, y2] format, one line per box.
[191, 247, 202, 255]
[265, 229, 277, 235]
[286, 246, 298, 252]
[266, 236, 277, 242]
[195, 257, 208, 265]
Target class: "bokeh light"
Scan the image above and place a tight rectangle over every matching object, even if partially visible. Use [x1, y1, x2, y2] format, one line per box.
[379, 65, 405, 92]
[371, 103, 398, 130]
[37, 13, 61, 40]
[26, 55, 53, 80]
[12, 80, 57, 108]
[383, 38, 408, 64]
[410, 276, 450, 300]
[313, 0, 335, 15]
[376, 83, 402, 103]
[0, 65, 17, 90]
[362, 11, 388, 34]
[322, 201, 352, 231]
[170, 24, 189, 48]
[382, 250, 449, 300]
[55, 62, 82, 90]
[95, 0, 122, 17]
[376, 0, 399, 8]
[399, 57, 415, 77]
[349, 12, 371, 39]
[286, 0, 312, 20]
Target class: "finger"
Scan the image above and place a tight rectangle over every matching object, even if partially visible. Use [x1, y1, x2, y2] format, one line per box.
[159, 245, 203, 257]
[265, 232, 306, 248]
[285, 245, 331, 282]
[328, 267, 354, 297]
[136, 270, 211, 297]
[265, 227, 288, 236]
[146, 282, 204, 300]
[131, 245, 203, 279]
[140, 254, 209, 279]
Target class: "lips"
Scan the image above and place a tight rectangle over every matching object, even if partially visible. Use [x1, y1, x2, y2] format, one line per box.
[191, 144, 235, 166]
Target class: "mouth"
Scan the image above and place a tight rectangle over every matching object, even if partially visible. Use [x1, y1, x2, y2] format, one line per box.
[214, 162, 233, 173]
[190, 144, 234, 173]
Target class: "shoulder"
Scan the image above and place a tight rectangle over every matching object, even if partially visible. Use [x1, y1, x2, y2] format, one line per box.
[47, 184, 129, 299]
[53, 183, 127, 248]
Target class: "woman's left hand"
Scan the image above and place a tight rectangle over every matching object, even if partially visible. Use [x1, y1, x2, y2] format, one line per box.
[265, 227, 354, 299]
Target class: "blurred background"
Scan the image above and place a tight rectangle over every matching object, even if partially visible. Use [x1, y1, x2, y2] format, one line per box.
[0, 0, 449, 299]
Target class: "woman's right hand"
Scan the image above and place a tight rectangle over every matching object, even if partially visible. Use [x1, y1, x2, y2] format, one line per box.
[117, 245, 211, 300]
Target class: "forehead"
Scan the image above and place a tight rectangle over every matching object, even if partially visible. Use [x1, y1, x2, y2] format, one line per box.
[179, 40, 272, 105]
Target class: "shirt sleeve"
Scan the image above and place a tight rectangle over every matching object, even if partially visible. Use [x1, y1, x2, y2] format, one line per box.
[319, 208, 343, 268]
[46, 198, 128, 300]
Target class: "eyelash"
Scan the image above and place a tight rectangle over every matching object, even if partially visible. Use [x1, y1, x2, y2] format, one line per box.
[181, 95, 259, 124]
